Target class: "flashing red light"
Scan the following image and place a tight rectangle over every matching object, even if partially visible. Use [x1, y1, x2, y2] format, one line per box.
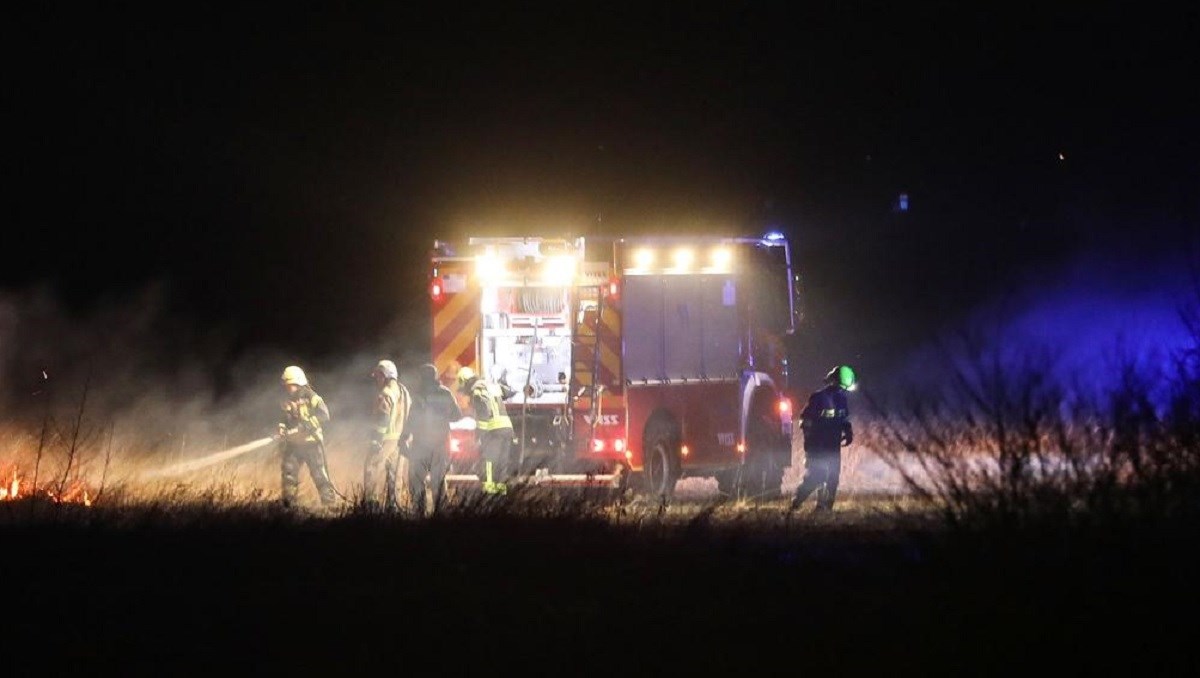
[430, 277, 444, 302]
[603, 276, 620, 299]
[778, 398, 792, 416]
[448, 437, 462, 454]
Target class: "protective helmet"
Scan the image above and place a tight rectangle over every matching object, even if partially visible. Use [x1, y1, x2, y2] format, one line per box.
[825, 365, 857, 391]
[419, 363, 440, 388]
[371, 359, 398, 381]
[454, 366, 477, 392]
[281, 365, 308, 387]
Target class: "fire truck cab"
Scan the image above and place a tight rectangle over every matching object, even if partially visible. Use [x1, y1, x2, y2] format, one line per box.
[429, 232, 800, 499]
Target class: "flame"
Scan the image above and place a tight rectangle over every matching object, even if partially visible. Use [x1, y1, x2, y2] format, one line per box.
[0, 468, 18, 499]
[0, 465, 93, 506]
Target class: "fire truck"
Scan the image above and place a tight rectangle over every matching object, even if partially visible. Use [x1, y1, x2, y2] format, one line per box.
[429, 233, 800, 499]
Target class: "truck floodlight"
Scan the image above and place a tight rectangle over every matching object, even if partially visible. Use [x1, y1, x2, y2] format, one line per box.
[475, 252, 506, 283]
[671, 248, 694, 272]
[764, 231, 785, 242]
[709, 247, 732, 272]
[543, 254, 576, 285]
[634, 248, 655, 270]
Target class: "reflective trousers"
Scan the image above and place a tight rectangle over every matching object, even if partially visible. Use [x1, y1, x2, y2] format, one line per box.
[478, 428, 515, 483]
[281, 441, 337, 508]
[363, 439, 402, 511]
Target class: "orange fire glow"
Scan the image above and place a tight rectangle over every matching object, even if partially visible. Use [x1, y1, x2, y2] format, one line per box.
[0, 466, 93, 506]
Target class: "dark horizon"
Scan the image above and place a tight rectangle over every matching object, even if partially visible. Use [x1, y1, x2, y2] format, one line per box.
[3, 4, 1198, 394]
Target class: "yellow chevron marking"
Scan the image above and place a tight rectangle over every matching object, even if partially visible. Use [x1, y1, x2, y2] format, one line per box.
[434, 324, 478, 372]
[434, 291, 477, 337]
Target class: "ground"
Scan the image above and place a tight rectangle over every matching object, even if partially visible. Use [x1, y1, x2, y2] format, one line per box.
[3, 486, 1196, 675]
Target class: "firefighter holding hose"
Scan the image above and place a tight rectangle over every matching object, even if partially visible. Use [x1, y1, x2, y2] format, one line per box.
[278, 365, 338, 509]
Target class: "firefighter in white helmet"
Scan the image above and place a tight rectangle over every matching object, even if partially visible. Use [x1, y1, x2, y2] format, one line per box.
[278, 365, 337, 508]
[363, 359, 410, 512]
[454, 365, 516, 493]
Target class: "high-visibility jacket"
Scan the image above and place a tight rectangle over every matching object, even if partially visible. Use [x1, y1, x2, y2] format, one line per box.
[374, 379, 410, 443]
[799, 384, 852, 451]
[281, 389, 331, 444]
[469, 379, 513, 432]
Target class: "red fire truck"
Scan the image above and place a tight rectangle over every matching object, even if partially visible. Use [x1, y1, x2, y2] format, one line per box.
[429, 233, 800, 499]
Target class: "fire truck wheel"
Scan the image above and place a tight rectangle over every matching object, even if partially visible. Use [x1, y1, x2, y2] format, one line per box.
[641, 417, 681, 499]
[739, 416, 786, 500]
[715, 470, 738, 498]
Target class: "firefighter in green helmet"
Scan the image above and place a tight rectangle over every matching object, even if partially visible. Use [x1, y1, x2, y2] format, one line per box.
[790, 365, 856, 513]
[278, 365, 337, 508]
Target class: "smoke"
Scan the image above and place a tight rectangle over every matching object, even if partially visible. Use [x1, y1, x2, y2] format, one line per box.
[0, 281, 427, 502]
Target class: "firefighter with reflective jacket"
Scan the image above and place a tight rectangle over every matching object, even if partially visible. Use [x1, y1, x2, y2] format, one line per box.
[790, 365, 856, 512]
[454, 366, 515, 493]
[364, 359, 410, 512]
[278, 365, 337, 508]
[402, 363, 459, 516]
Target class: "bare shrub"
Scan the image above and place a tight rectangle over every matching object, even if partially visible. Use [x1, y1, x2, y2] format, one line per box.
[866, 303, 1200, 531]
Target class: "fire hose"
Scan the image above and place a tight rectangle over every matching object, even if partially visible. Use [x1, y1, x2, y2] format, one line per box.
[142, 426, 348, 504]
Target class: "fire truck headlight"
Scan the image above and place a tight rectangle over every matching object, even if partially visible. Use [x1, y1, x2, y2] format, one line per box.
[672, 248, 694, 272]
[544, 255, 576, 285]
[613, 438, 626, 453]
[634, 248, 655, 270]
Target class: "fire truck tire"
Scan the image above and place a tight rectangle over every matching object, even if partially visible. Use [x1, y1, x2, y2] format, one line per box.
[716, 470, 738, 497]
[739, 410, 786, 500]
[641, 417, 681, 499]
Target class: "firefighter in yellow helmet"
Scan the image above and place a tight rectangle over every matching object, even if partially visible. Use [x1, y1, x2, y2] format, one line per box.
[454, 365, 516, 493]
[278, 365, 337, 508]
[363, 359, 410, 512]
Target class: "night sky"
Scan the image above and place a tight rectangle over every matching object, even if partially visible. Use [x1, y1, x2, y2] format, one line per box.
[4, 4, 1198, 390]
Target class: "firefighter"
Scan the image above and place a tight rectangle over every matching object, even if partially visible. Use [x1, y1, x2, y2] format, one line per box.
[363, 359, 409, 512]
[402, 363, 460, 516]
[278, 365, 337, 509]
[789, 365, 856, 513]
[454, 365, 516, 493]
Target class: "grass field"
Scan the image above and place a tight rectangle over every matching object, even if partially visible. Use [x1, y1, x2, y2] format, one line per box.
[3, 403, 1198, 674]
[3, 481, 1196, 675]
